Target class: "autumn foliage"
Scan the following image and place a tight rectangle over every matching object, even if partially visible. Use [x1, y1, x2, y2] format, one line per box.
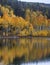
[0, 5, 50, 65]
[0, 5, 50, 36]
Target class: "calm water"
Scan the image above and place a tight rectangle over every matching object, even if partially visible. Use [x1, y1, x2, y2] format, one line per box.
[0, 37, 50, 65]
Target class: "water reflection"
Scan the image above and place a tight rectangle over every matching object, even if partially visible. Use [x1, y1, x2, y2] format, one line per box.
[0, 38, 50, 65]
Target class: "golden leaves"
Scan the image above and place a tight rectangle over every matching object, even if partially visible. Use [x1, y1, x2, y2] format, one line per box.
[0, 5, 50, 36]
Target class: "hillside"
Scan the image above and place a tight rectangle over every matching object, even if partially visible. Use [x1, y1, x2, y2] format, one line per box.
[0, 0, 50, 18]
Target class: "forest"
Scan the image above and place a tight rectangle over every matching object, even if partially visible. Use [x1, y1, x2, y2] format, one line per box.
[0, 4, 50, 36]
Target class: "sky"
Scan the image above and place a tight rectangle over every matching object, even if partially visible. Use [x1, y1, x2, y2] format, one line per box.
[20, 0, 50, 4]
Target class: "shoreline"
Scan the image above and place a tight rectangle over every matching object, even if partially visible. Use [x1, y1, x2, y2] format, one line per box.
[0, 36, 50, 39]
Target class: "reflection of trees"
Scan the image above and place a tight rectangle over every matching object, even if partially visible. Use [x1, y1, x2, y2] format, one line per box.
[0, 38, 50, 64]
